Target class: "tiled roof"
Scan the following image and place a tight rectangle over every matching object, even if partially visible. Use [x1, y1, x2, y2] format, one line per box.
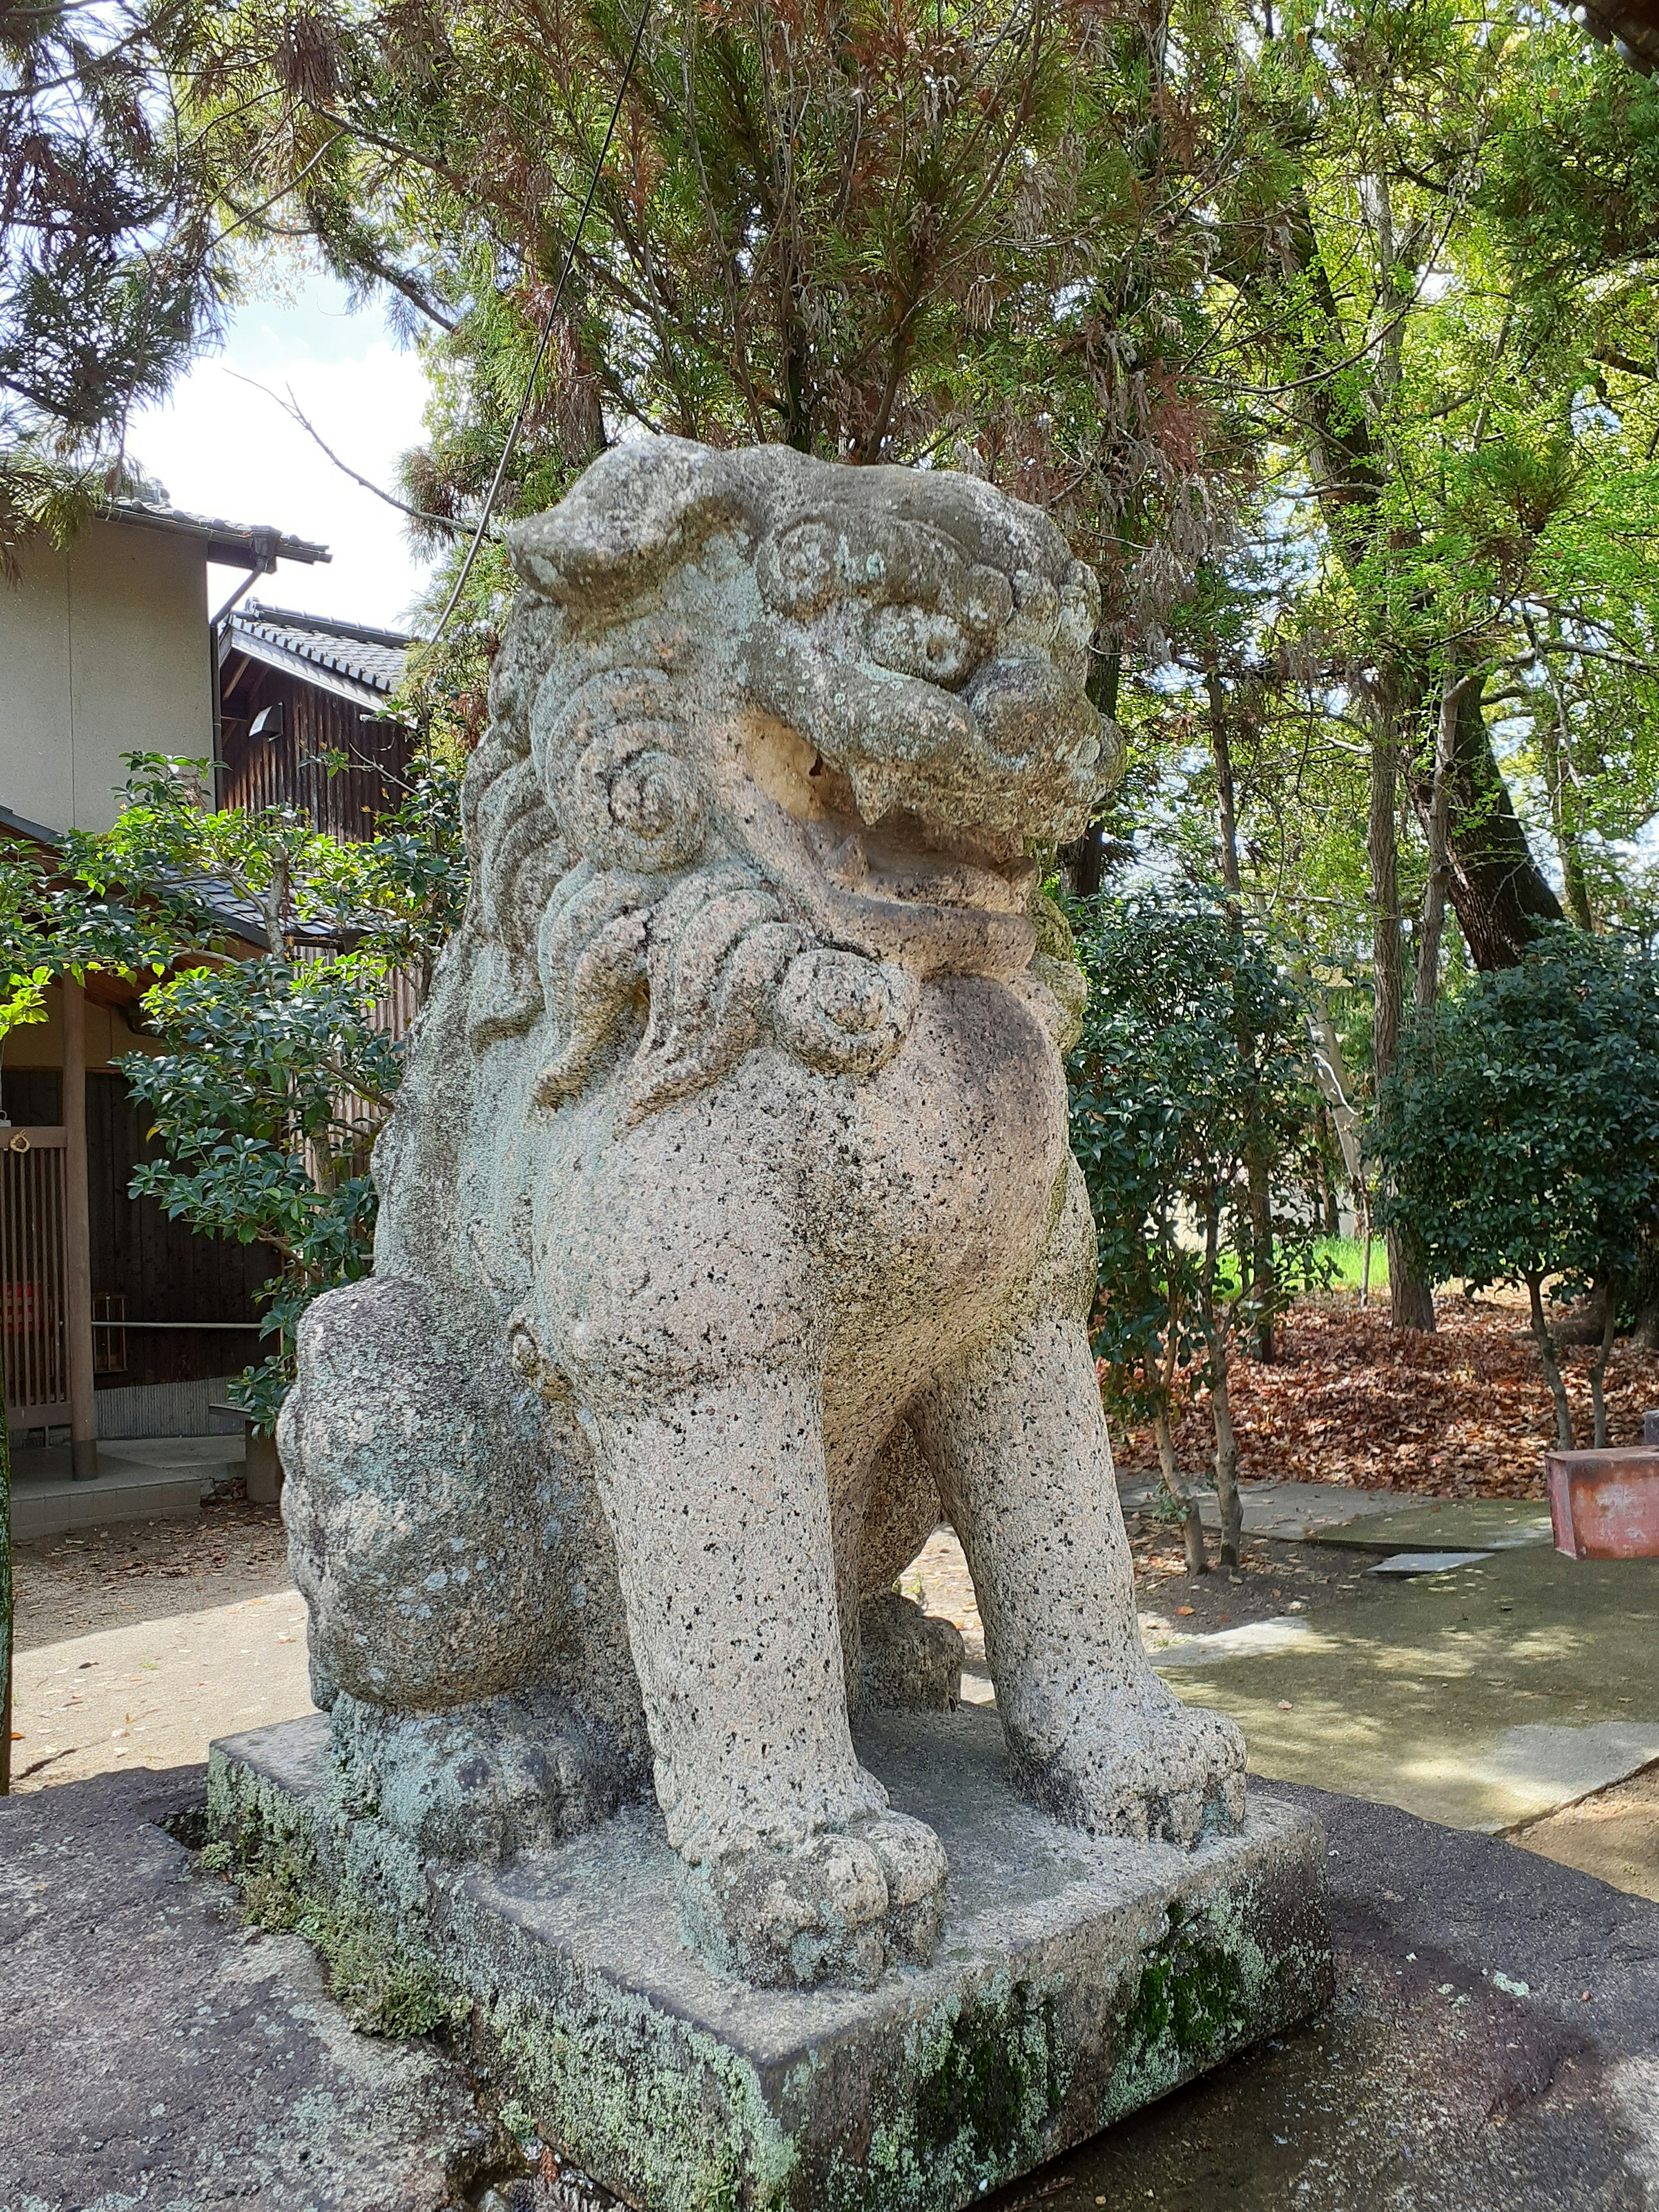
[227, 603, 416, 700]
[106, 503, 330, 568]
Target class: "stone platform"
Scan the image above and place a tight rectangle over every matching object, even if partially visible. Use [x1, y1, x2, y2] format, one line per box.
[210, 1707, 1332, 2212]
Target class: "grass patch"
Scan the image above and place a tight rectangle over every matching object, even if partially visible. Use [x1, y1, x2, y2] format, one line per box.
[1307, 1235, 1389, 1292]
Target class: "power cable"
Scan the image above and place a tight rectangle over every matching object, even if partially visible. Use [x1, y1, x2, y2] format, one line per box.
[426, 0, 651, 648]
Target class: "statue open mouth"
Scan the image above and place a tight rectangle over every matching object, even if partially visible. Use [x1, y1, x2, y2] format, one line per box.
[808, 772, 1038, 918]
[736, 723, 1046, 976]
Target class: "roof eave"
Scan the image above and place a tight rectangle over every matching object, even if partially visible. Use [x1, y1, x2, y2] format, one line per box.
[105, 506, 331, 569]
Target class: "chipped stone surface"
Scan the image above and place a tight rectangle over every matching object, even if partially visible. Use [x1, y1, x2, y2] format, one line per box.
[0, 1765, 492, 2212]
[276, 440, 1246, 1992]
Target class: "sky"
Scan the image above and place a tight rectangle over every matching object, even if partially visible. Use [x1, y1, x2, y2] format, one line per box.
[127, 265, 436, 633]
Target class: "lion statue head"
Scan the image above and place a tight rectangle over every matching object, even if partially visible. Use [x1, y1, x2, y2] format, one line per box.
[454, 436, 1114, 1124]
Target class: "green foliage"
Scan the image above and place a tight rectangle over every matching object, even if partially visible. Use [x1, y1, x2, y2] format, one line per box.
[175, 0, 1263, 655]
[1068, 886, 1328, 1441]
[51, 753, 466, 1430]
[1374, 930, 1659, 1303]
[0, 0, 235, 448]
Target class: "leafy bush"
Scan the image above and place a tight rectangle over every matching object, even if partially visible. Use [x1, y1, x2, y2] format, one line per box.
[51, 753, 467, 1429]
[1068, 886, 1328, 1566]
[1373, 928, 1659, 1446]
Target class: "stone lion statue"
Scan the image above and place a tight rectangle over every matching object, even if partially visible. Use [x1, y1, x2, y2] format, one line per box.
[279, 437, 1245, 1990]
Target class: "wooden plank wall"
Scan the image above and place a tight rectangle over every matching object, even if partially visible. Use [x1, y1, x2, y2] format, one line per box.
[219, 656, 411, 843]
[81, 1073, 270, 1391]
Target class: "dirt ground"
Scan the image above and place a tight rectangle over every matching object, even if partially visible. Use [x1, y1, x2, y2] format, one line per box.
[904, 1503, 1378, 1672]
[12, 1499, 292, 1652]
[1513, 1761, 1659, 1901]
[1112, 1287, 1659, 1500]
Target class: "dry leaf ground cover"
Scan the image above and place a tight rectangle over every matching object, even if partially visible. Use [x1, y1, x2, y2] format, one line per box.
[1111, 1287, 1659, 1501]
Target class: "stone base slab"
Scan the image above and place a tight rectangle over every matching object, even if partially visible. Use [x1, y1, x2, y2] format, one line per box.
[210, 1707, 1333, 2212]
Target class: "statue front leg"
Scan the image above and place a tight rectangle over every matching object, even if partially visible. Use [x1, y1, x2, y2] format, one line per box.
[918, 1305, 1245, 1848]
[584, 1364, 947, 1987]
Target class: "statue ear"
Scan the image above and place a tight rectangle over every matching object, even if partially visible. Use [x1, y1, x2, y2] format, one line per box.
[505, 437, 748, 612]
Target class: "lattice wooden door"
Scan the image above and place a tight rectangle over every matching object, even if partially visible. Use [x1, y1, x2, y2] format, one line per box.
[1, 1126, 70, 1427]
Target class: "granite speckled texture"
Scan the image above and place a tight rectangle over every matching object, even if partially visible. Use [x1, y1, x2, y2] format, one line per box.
[275, 439, 1246, 1991]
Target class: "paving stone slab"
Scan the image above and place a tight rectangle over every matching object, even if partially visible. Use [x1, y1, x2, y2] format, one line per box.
[1314, 1498, 1554, 1552]
[1191, 1482, 1411, 1542]
[211, 1707, 1333, 2212]
[1367, 1551, 1493, 1576]
[0, 1764, 496, 2212]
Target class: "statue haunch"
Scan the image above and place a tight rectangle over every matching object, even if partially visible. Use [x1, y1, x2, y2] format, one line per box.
[279, 438, 1246, 1990]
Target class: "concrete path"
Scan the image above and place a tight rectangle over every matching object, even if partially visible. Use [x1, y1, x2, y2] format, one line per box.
[1156, 1544, 1659, 1832]
[1313, 1494, 1556, 1551]
[10, 1587, 316, 1790]
[0, 1766, 495, 2212]
[5, 1762, 1657, 2212]
[11, 1433, 247, 1538]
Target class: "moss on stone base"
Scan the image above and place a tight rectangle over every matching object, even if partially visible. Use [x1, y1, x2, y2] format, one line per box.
[205, 1723, 1332, 2212]
[207, 1745, 461, 2039]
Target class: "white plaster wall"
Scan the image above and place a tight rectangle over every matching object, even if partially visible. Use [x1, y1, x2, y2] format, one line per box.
[3, 982, 160, 1077]
[0, 520, 211, 833]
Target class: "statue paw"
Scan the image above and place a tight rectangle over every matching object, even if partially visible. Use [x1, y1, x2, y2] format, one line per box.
[858, 1589, 964, 1713]
[330, 1688, 636, 1864]
[678, 1809, 948, 1988]
[1022, 1690, 1246, 1848]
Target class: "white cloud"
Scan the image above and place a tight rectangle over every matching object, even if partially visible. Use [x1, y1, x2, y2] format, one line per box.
[128, 285, 436, 633]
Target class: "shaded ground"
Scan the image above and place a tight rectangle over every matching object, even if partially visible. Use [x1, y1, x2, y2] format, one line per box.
[0, 1765, 499, 2212]
[993, 1779, 1659, 2212]
[903, 1516, 1379, 1666]
[1112, 1289, 1659, 1500]
[6, 1763, 1658, 2212]
[12, 1497, 290, 1649]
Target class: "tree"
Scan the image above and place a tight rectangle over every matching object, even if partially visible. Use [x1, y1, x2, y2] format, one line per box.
[1069, 886, 1328, 1569]
[180, 0, 1271, 726]
[1374, 929, 1659, 1449]
[0, 0, 239, 451]
[56, 750, 465, 1427]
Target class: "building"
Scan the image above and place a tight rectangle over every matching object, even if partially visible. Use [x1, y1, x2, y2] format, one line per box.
[1, 502, 327, 836]
[0, 502, 414, 1513]
[217, 602, 413, 833]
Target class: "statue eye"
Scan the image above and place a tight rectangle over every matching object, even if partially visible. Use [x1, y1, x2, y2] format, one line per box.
[864, 604, 974, 687]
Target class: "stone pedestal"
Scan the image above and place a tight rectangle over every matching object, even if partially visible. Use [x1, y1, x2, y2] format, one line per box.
[210, 1707, 1332, 2212]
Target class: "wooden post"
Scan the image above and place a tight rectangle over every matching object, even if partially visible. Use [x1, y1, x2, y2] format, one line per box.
[61, 979, 99, 1482]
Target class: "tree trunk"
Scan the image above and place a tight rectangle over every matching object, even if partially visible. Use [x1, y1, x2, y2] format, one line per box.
[1063, 639, 1123, 898]
[1589, 1273, 1618, 1451]
[1414, 670, 1459, 1014]
[1154, 1410, 1208, 1576]
[1259, 186, 1565, 973]
[1199, 1205, 1243, 1570]
[1208, 655, 1275, 1360]
[1425, 677, 1565, 969]
[1523, 610, 1594, 931]
[1369, 719, 1437, 1332]
[1527, 1272, 1576, 1449]
[1208, 1341, 1244, 1570]
[1309, 986, 1363, 1196]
